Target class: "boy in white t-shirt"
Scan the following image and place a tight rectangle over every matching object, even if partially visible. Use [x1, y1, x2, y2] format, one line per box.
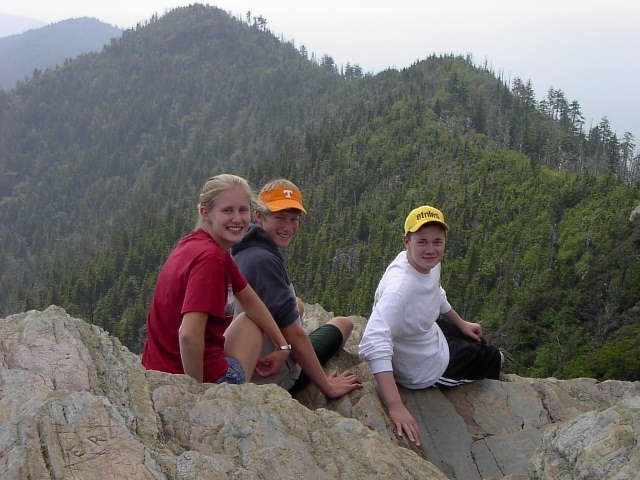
[359, 205, 503, 446]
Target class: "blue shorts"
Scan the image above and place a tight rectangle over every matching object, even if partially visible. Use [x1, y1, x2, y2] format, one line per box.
[215, 355, 246, 385]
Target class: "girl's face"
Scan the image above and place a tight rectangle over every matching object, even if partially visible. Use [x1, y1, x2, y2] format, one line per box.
[202, 185, 250, 250]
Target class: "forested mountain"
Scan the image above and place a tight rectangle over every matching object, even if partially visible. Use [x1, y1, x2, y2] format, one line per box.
[0, 17, 122, 90]
[1, 4, 639, 381]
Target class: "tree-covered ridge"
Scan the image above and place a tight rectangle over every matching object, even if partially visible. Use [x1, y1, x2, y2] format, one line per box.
[263, 84, 640, 378]
[1, 5, 639, 381]
[1, 4, 341, 309]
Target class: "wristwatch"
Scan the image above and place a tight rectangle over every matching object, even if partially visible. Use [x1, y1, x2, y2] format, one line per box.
[276, 344, 292, 351]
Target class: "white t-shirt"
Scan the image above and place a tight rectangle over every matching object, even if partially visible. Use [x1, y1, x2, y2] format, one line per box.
[359, 251, 451, 389]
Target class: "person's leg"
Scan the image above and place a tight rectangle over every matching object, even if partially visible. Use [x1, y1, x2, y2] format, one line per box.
[327, 316, 353, 347]
[224, 313, 264, 381]
[435, 318, 502, 388]
[296, 297, 305, 319]
[295, 295, 351, 346]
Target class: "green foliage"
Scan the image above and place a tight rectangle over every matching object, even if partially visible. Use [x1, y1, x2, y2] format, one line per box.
[1, 5, 639, 380]
[590, 324, 640, 380]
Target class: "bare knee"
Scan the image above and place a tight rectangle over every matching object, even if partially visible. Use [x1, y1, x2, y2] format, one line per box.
[328, 316, 353, 345]
[224, 313, 264, 380]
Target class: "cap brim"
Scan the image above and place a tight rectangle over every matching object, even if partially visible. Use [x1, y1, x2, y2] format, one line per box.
[265, 199, 307, 213]
[407, 219, 449, 234]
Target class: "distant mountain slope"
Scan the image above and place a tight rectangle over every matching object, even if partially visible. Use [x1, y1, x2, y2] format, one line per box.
[0, 12, 45, 37]
[0, 17, 122, 90]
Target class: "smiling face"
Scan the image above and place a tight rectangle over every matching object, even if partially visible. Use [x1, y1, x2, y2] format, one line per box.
[403, 223, 446, 273]
[201, 185, 251, 250]
[256, 208, 301, 248]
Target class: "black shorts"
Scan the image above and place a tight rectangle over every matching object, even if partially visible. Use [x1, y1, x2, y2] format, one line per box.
[288, 323, 343, 394]
[435, 318, 502, 388]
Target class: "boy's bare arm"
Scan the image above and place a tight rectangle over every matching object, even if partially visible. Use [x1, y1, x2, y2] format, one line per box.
[283, 321, 361, 398]
[374, 370, 421, 446]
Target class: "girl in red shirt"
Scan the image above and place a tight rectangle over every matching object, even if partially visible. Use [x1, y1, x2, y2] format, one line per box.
[142, 174, 291, 383]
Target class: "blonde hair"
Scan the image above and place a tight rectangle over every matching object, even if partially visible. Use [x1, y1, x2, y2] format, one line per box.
[256, 178, 301, 215]
[196, 174, 254, 228]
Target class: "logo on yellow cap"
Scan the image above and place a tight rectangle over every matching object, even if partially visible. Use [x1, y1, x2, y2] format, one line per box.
[404, 205, 448, 234]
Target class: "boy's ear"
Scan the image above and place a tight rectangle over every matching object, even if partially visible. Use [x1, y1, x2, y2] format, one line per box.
[254, 210, 266, 223]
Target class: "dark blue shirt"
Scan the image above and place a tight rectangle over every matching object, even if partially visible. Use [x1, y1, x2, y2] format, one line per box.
[231, 225, 299, 328]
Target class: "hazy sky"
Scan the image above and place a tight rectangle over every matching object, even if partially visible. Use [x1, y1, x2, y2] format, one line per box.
[2, 0, 639, 141]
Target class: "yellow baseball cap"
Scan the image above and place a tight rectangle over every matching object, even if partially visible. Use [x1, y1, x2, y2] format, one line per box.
[259, 186, 307, 213]
[404, 205, 448, 234]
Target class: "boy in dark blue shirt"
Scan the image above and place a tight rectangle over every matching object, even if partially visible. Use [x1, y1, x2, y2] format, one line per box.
[231, 179, 361, 398]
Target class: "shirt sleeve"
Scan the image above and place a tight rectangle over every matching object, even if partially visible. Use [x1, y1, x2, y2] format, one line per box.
[358, 291, 405, 374]
[438, 286, 452, 315]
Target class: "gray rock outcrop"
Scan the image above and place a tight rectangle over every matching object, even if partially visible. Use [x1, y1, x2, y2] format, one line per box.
[0, 306, 443, 479]
[1, 305, 639, 479]
[295, 305, 640, 480]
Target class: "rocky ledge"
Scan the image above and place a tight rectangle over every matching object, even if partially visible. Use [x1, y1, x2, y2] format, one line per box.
[1, 305, 638, 479]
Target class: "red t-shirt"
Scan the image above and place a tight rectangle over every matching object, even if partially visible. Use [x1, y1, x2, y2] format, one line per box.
[141, 229, 247, 382]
